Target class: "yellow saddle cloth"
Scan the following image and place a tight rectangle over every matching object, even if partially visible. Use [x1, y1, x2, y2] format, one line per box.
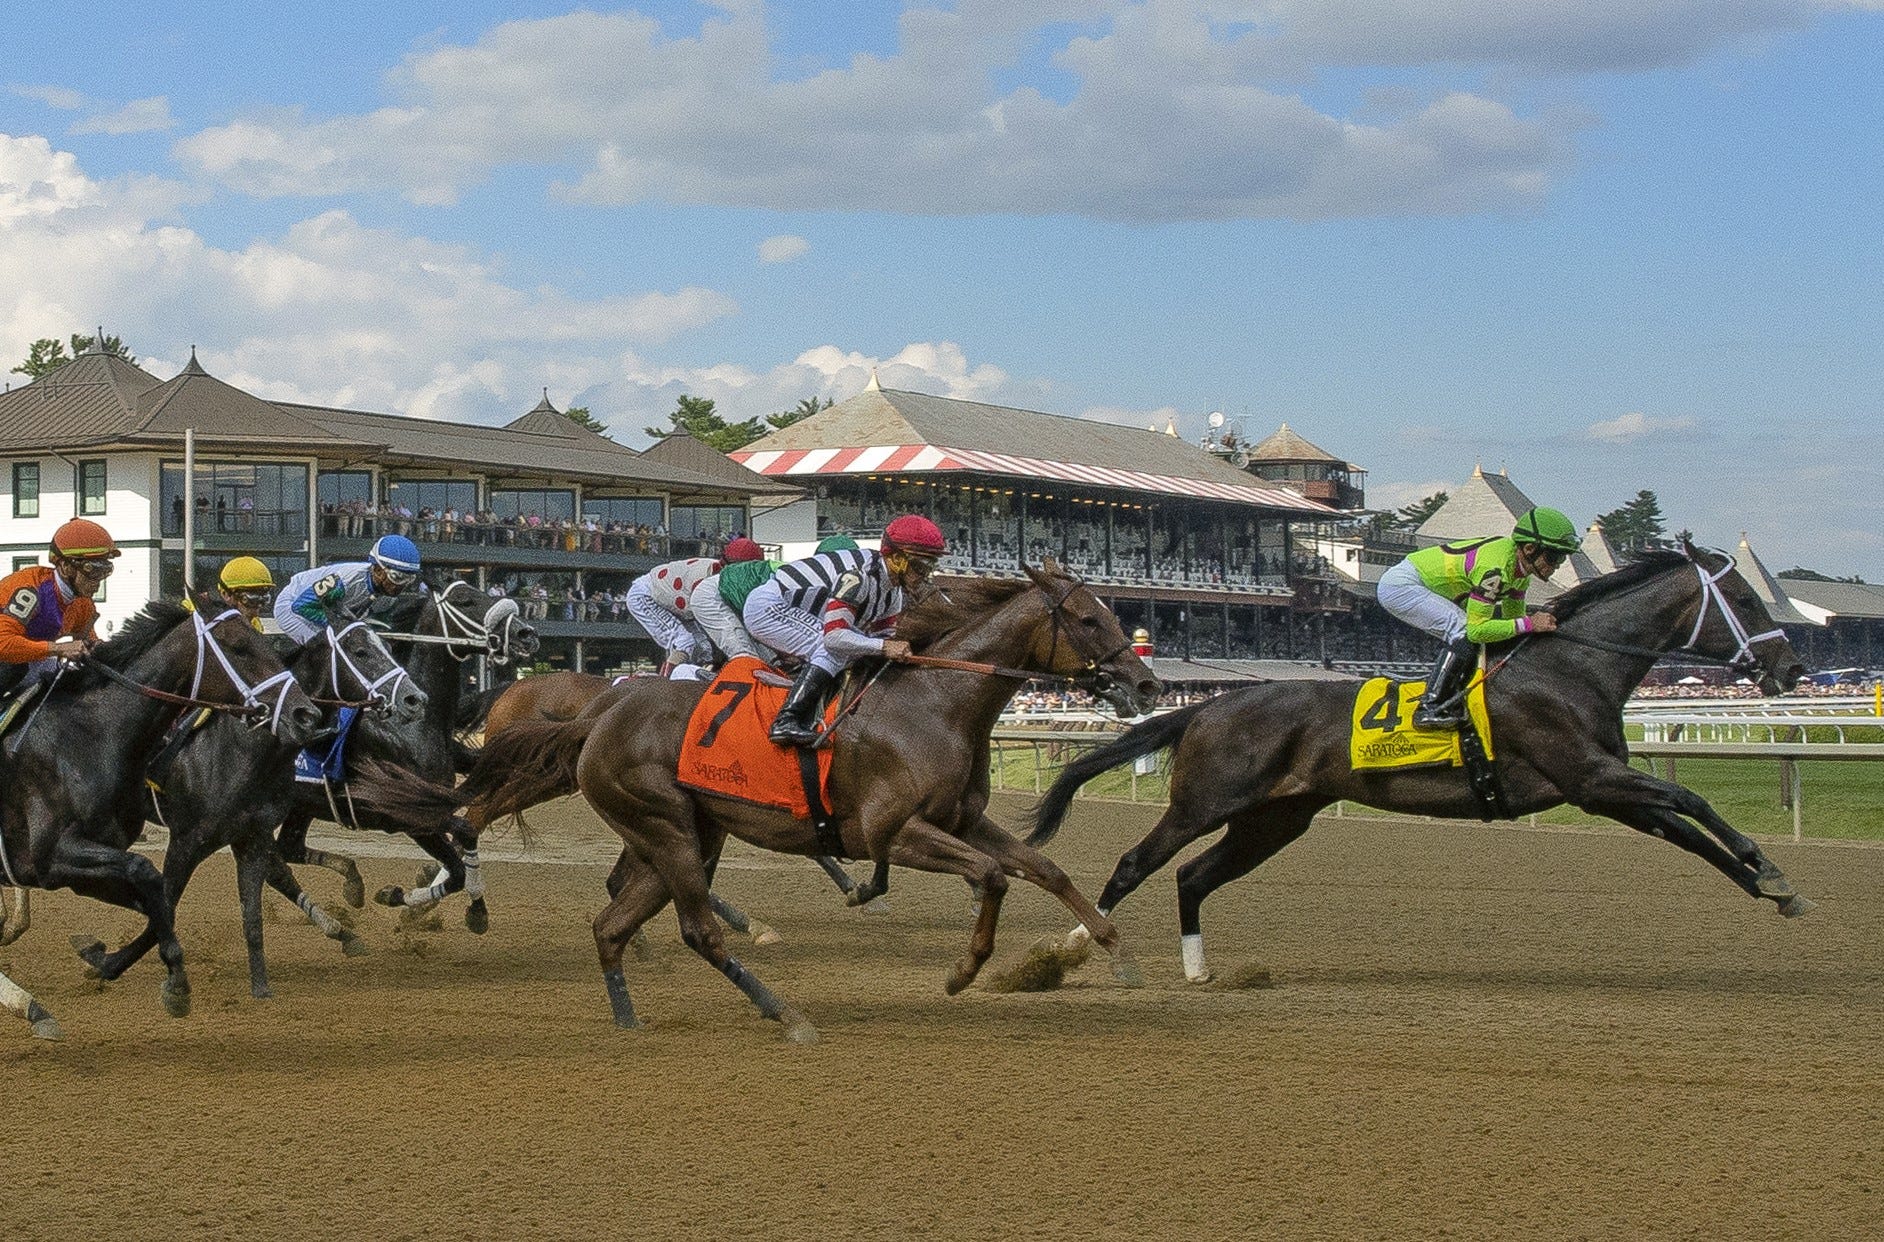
[1349, 671, 1493, 771]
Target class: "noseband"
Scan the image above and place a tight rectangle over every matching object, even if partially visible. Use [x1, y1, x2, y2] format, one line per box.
[311, 619, 414, 711]
[1683, 554, 1787, 674]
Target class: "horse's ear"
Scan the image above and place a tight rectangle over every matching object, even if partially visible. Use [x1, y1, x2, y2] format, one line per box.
[1041, 555, 1062, 576]
[1021, 560, 1048, 588]
[1679, 534, 1699, 562]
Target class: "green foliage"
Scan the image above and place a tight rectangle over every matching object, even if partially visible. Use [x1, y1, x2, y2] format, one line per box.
[766, 395, 832, 430]
[1595, 489, 1666, 556]
[1388, 491, 1448, 529]
[562, 404, 609, 433]
[1779, 567, 1868, 584]
[644, 394, 768, 452]
[12, 332, 135, 379]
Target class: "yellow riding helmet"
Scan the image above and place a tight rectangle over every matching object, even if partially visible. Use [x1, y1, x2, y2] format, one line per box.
[219, 556, 275, 591]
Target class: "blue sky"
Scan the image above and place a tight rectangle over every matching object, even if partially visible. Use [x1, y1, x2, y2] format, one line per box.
[4, 1, 1880, 576]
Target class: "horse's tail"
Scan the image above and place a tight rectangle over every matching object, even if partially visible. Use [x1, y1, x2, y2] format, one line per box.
[455, 683, 507, 733]
[453, 716, 598, 824]
[1024, 702, 1210, 847]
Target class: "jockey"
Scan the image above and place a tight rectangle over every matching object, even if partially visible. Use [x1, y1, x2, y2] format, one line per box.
[203, 556, 275, 629]
[274, 534, 423, 646]
[1377, 505, 1578, 727]
[627, 542, 766, 676]
[689, 535, 858, 665]
[745, 514, 945, 747]
[0, 518, 120, 698]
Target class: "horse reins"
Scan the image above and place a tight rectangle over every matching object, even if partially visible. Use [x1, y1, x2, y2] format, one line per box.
[1535, 550, 1785, 674]
[86, 608, 300, 729]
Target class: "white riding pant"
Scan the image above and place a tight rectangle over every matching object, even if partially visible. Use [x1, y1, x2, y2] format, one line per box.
[1377, 558, 1467, 645]
[741, 579, 843, 675]
[688, 576, 764, 662]
[626, 578, 704, 657]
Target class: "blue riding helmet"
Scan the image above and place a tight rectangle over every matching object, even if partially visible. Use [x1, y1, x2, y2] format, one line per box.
[370, 534, 423, 575]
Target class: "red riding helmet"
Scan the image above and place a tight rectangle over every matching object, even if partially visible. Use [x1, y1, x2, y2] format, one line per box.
[50, 517, 121, 560]
[881, 514, 946, 558]
[722, 537, 764, 563]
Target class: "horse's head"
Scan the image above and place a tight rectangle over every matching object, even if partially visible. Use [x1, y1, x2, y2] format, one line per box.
[1022, 559, 1163, 718]
[1679, 541, 1806, 695]
[434, 579, 539, 666]
[171, 596, 324, 745]
[310, 619, 430, 724]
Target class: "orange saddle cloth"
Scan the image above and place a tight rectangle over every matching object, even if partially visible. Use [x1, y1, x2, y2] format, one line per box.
[675, 656, 835, 817]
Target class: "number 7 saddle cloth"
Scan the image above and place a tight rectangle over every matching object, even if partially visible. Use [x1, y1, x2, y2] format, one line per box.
[1349, 672, 1494, 771]
[676, 656, 836, 816]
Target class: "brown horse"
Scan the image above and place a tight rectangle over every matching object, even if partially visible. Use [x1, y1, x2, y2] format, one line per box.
[1025, 544, 1813, 984]
[396, 560, 1160, 1041]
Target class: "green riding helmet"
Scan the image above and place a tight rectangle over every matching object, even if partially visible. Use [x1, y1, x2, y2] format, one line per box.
[815, 534, 860, 554]
[1512, 507, 1581, 553]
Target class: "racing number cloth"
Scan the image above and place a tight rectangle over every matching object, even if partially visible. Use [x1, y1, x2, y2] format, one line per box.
[1349, 672, 1494, 771]
[676, 656, 835, 815]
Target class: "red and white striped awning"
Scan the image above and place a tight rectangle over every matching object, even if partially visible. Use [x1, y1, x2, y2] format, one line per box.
[730, 444, 1334, 514]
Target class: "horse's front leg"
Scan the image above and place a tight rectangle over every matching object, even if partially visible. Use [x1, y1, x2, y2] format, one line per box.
[279, 805, 366, 908]
[45, 837, 192, 1017]
[73, 832, 208, 983]
[876, 819, 1015, 994]
[956, 815, 1144, 987]
[0, 886, 29, 946]
[263, 850, 368, 957]
[374, 832, 464, 911]
[0, 966, 60, 1040]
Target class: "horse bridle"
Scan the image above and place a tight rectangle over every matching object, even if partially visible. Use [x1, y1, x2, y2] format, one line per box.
[1038, 572, 1135, 694]
[85, 608, 300, 731]
[309, 619, 414, 712]
[378, 581, 525, 664]
[1542, 547, 1787, 675]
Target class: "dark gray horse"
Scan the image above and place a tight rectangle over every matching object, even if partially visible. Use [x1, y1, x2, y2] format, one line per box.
[275, 579, 536, 929]
[72, 619, 428, 997]
[0, 601, 321, 1037]
[1026, 544, 1811, 984]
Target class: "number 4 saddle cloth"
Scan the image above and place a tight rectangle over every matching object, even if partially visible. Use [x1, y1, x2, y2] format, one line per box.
[676, 656, 836, 817]
[1349, 671, 1494, 771]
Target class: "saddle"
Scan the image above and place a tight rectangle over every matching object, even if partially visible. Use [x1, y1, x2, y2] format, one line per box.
[1348, 672, 1508, 820]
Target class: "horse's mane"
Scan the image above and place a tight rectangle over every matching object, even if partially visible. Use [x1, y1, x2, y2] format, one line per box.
[55, 599, 192, 693]
[897, 576, 1036, 650]
[1548, 549, 1693, 623]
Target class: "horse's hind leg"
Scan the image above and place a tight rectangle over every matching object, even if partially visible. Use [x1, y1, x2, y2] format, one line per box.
[955, 816, 1142, 988]
[45, 838, 192, 1018]
[264, 850, 368, 957]
[74, 829, 210, 984]
[0, 967, 60, 1040]
[1172, 799, 1321, 983]
[0, 887, 29, 946]
[374, 832, 464, 912]
[1058, 798, 1226, 951]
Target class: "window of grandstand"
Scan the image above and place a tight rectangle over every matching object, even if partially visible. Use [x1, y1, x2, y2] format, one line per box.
[581, 496, 664, 528]
[160, 462, 309, 537]
[12, 462, 39, 519]
[389, 479, 479, 518]
[318, 469, 373, 509]
[669, 504, 745, 541]
[79, 459, 107, 515]
[489, 487, 574, 523]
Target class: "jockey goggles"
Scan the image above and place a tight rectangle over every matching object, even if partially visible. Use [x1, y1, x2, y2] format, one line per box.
[64, 556, 116, 579]
[375, 565, 419, 588]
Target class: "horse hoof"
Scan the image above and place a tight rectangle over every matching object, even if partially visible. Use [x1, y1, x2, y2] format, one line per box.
[749, 922, 783, 947]
[1754, 861, 1796, 900]
[70, 936, 107, 973]
[465, 902, 489, 936]
[340, 935, 371, 958]
[613, 1014, 646, 1031]
[1185, 970, 1216, 985]
[373, 885, 404, 907]
[1111, 956, 1147, 988]
[1778, 894, 1819, 919]
[31, 1014, 63, 1041]
[251, 984, 274, 1000]
[161, 982, 192, 1019]
[945, 965, 979, 996]
[343, 873, 366, 909]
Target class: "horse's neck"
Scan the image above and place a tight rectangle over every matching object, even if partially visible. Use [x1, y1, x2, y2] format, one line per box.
[105, 630, 218, 754]
[1549, 567, 1698, 700]
[401, 639, 461, 727]
[914, 594, 1042, 728]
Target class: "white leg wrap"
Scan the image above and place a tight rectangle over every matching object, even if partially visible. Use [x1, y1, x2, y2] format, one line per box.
[0, 971, 35, 1020]
[463, 850, 484, 900]
[296, 892, 342, 936]
[1181, 933, 1210, 982]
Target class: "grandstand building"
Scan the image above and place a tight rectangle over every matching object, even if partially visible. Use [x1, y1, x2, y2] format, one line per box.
[0, 341, 798, 677]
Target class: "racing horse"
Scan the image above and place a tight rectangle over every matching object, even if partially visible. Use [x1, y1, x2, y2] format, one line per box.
[1025, 543, 1812, 984]
[386, 560, 1161, 1041]
[274, 578, 535, 929]
[0, 600, 321, 1038]
[71, 619, 428, 997]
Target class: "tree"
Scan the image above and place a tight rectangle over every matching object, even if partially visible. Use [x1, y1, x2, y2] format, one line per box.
[562, 404, 609, 434]
[1779, 567, 1867, 584]
[12, 332, 136, 379]
[1594, 489, 1666, 556]
[1387, 491, 1448, 529]
[644, 394, 768, 453]
[766, 395, 832, 431]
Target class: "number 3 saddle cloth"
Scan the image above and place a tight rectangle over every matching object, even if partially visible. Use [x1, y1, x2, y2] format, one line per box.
[676, 656, 837, 816]
[1349, 672, 1494, 772]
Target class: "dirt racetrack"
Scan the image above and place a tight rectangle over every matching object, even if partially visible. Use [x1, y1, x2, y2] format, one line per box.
[5, 791, 1881, 1240]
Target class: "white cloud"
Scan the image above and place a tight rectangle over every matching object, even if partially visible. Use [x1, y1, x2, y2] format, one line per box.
[758, 234, 809, 263]
[73, 96, 176, 135]
[0, 134, 736, 424]
[9, 84, 85, 110]
[1585, 410, 1699, 442]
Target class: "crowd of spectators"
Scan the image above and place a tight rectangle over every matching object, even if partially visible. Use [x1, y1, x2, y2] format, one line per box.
[317, 503, 729, 560]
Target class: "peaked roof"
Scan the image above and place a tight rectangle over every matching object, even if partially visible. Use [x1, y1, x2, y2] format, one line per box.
[731, 387, 1334, 514]
[502, 392, 634, 454]
[0, 349, 166, 447]
[1733, 534, 1813, 626]
[1416, 465, 1602, 589]
[1774, 577, 1884, 621]
[640, 431, 800, 497]
[1248, 422, 1343, 465]
[133, 353, 363, 449]
[1581, 520, 1622, 575]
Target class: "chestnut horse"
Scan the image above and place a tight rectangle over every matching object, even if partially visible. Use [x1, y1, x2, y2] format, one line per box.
[1026, 544, 1812, 984]
[383, 561, 1160, 1041]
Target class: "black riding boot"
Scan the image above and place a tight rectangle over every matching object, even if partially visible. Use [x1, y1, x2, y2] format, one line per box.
[769, 665, 835, 747]
[1413, 639, 1475, 729]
